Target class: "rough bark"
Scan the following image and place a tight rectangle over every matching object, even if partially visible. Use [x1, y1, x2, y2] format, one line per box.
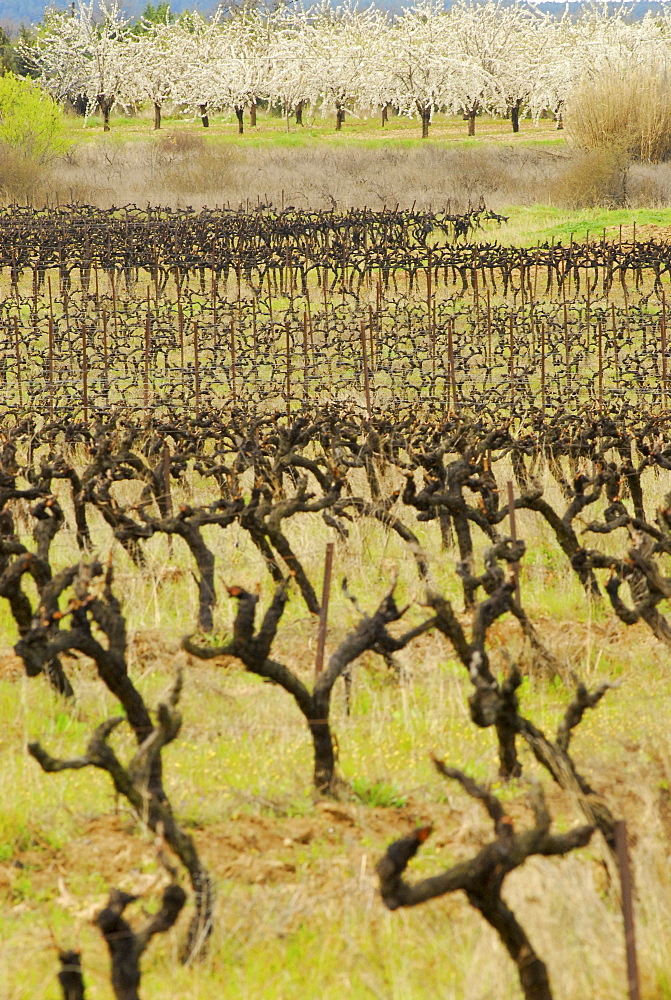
[58, 950, 86, 1000]
[96, 883, 186, 1000]
[377, 764, 594, 1000]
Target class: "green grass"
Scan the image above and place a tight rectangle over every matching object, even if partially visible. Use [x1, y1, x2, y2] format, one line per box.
[63, 107, 567, 152]
[496, 204, 671, 246]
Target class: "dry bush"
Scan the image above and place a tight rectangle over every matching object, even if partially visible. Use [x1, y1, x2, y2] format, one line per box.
[0, 143, 49, 202]
[566, 64, 671, 163]
[627, 160, 671, 206]
[549, 148, 629, 209]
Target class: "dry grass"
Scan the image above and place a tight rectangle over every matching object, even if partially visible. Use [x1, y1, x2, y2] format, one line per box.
[15, 138, 567, 213]
[14, 133, 671, 214]
[567, 64, 671, 165]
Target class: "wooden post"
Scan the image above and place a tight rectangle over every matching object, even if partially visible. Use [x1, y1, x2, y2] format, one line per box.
[369, 303, 376, 372]
[486, 287, 492, 366]
[194, 320, 200, 413]
[472, 257, 480, 332]
[614, 821, 640, 1000]
[63, 288, 72, 372]
[212, 269, 218, 351]
[163, 443, 173, 516]
[448, 318, 458, 412]
[612, 302, 619, 395]
[509, 313, 515, 407]
[598, 320, 604, 406]
[507, 480, 521, 606]
[303, 310, 309, 402]
[426, 251, 433, 347]
[82, 322, 88, 423]
[144, 303, 151, 411]
[585, 270, 591, 357]
[563, 298, 570, 391]
[102, 307, 109, 398]
[285, 318, 291, 420]
[111, 270, 118, 341]
[228, 318, 237, 406]
[662, 291, 668, 410]
[47, 277, 54, 419]
[177, 273, 185, 401]
[540, 323, 546, 418]
[360, 320, 372, 418]
[13, 316, 22, 407]
[315, 542, 335, 676]
[268, 269, 275, 338]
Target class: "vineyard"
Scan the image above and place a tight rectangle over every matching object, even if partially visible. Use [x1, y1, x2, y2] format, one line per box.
[3, 204, 671, 415]
[2, 198, 671, 1000]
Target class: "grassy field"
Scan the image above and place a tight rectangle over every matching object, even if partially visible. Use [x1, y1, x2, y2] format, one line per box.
[1, 452, 671, 1000]
[65, 107, 566, 148]
[3, 120, 671, 998]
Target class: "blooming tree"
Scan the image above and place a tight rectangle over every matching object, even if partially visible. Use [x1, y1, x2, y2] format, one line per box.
[29, 0, 133, 130]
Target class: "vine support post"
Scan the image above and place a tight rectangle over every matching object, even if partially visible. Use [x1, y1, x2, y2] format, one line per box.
[285, 318, 291, 420]
[144, 290, 151, 412]
[486, 287, 492, 365]
[598, 320, 604, 407]
[507, 480, 521, 606]
[81, 322, 88, 424]
[662, 290, 668, 411]
[360, 319, 372, 419]
[48, 276, 54, 420]
[230, 318, 237, 406]
[614, 821, 640, 1000]
[509, 313, 515, 409]
[102, 307, 109, 400]
[540, 323, 546, 419]
[611, 302, 619, 395]
[315, 542, 334, 677]
[194, 320, 200, 414]
[303, 310, 309, 403]
[13, 315, 22, 408]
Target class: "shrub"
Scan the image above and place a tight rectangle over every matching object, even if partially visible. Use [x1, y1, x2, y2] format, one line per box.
[0, 72, 68, 163]
[566, 63, 671, 163]
[550, 148, 629, 209]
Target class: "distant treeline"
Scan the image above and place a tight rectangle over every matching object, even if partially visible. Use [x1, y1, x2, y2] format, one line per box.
[0, 1, 214, 34]
[1, 0, 670, 34]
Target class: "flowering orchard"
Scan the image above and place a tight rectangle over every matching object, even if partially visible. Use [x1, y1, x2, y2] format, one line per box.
[26, 0, 671, 138]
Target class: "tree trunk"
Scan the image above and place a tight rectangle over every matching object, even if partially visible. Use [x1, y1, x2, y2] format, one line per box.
[555, 109, 563, 130]
[421, 107, 431, 139]
[98, 94, 113, 132]
[235, 106, 244, 135]
[295, 100, 304, 125]
[381, 102, 389, 127]
[335, 103, 345, 130]
[199, 104, 209, 128]
[250, 100, 257, 127]
[154, 101, 161, 130]
[511, 99, 522, 133]
[467, 110, 476, 136]
[477, 896, 553, 1000]
[309, 715, 337, 794]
